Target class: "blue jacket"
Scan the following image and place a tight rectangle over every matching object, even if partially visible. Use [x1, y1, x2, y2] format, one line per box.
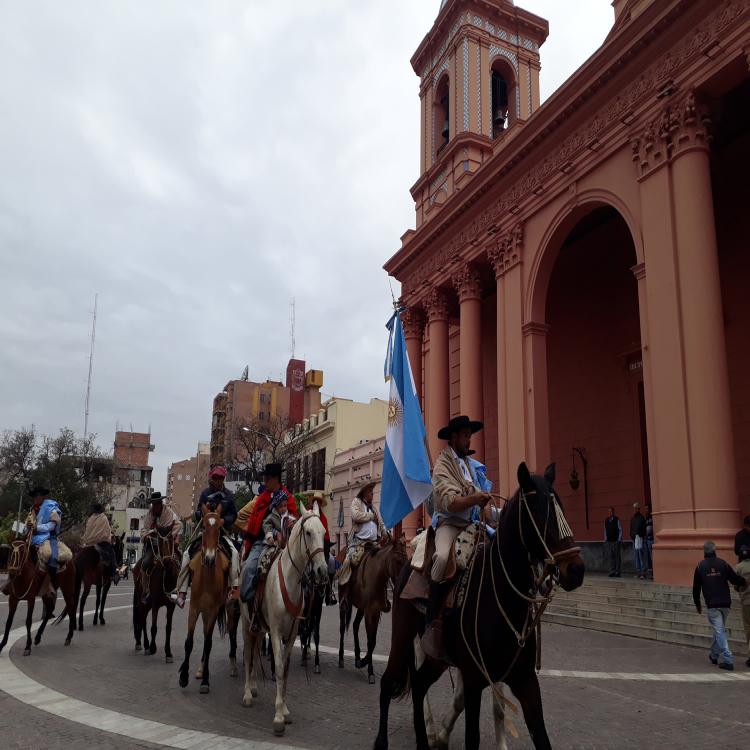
[32, 499, 62, 546]
[195, 486, 237, 529]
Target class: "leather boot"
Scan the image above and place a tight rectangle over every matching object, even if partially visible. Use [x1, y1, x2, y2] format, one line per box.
[421, 582, 447, 661]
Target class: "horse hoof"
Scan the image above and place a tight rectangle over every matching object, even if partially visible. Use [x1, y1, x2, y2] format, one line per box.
[135, 644, 142, 651]
[368, 674, 376, 685]
[251, 687, 258, 698]
[34, 637, 41, 646]
[64, 639, 71, 646]
[179, 673, 189, 689]
[284, 714, 292, 725]
[338, 659, 344, 669]
[23, 648, 31, 657]
[199, 684, 210, 694]
[355, 659, 362, 669]
[100, 619, 106, 626]
[230, 666, 238, 678]
[149, 647, 156, 656]
[314, 664, 321, 675]
[242, 695, 254, 707]
[165, 656, 173, 664]
[273, 720, 285, 736]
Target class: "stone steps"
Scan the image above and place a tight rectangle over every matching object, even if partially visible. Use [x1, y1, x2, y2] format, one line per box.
[544, 575, 748, 653]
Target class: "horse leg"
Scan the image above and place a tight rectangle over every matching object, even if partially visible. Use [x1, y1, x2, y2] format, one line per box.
[280, 633, 294, 724]
[63, 569, 77, 646]
[93, 582, 102, 625]
[164, 604, 174, 663]
[463, 683, 483, 750]
[198, 611, 217, 694]
[338, 600, 348, 669]
[0, 596, 19, 654]
[229, 602, 238, 677]
[313, 600, 321, 675]
[178, 605, 199, 688]
[241, 611, 258, 706]
[492, 684, 508, 750]
[148, 604, 158, 655]
[353, 609, 365, 668]
[99, 580, 111, 625]
[436, 669, 465, 749]
[78, 582, 90, 631]
[23, 597, 35, 655]
[507, 669, 551, 750]
[364, 609, 380, 684]
[270, 628, 290, 735]
[34, 594, 55, 646]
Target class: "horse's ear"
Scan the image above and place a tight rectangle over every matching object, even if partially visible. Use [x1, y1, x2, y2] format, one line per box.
[544, 463, 556, 485]
[312, 501, 320, 518]
[517, 462, 534, 493]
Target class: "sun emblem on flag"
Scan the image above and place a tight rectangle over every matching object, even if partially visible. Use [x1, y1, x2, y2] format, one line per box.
[388, 397, 403, 428]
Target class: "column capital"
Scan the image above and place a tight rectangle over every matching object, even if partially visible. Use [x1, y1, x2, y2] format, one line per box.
[424, 286, 451, 323]
[401, 306, 425, 339]
[670, 90, 712, 159]
[487, 222, 524, 278]
[453, 263, 482, 303]
[631, 262, 646, 281]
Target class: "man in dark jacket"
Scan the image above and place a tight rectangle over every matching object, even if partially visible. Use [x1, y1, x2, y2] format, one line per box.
[630, 503, 647, 579]
[604, 508, 622, 577]
[734, 515, 750, 561]
[692, 540, 747, 670]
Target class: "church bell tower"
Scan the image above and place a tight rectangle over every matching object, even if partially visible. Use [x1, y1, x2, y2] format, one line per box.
[411, 0, 548, 227]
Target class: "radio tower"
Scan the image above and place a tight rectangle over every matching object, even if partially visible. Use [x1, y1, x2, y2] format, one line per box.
[83, 293, 98, 440]
[289, 297, 296, 358]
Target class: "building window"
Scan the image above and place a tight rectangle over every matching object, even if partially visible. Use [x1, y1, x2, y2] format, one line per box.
[177, 473, 183, 481]
[435, 74, 450, 152]
[130, 518, 139, 530]
[185, 474, 190, 481]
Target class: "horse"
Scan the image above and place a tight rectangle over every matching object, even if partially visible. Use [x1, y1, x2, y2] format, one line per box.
[240, 506, 328, 736]
[298, 584, 325, 674]
[133, 530, 179, 662]
[0, 535, 77, 656]
[75, 532, 124, 629]
[373, 462, 586, 750]
[338, 537, 408, 684]
[178, 511, 230, 693]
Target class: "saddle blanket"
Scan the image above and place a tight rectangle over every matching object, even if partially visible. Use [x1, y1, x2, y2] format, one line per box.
[410, 522, 480, 575]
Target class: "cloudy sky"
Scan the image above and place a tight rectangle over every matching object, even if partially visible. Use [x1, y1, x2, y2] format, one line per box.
[0, 0, 612, 489]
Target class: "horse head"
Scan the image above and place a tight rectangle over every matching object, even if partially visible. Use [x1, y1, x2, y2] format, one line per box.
[201, 511, 224, 568]
[509, 461, 585, 592]
[289, 505, 328, 588]
[384, 535, 409, 583]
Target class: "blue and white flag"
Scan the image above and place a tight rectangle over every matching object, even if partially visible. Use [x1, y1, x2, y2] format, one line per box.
[380, 310, 432, 528]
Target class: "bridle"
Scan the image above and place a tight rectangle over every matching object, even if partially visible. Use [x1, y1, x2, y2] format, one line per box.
[280, 514, 326, 620]
[7, 535, 35, 600]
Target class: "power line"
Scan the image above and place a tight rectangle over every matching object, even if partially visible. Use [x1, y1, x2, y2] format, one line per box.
[83, 293, 98, 440]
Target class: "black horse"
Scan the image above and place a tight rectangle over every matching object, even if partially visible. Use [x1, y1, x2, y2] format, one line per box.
[75, 532, 124, 629]
[299, 584, 325, 674]
[374, 462, 585, 750]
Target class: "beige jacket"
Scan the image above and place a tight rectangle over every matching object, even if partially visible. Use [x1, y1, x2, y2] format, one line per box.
[142, 506, 182, 539]
[432, 447, 477, 521]
[350, 497, 386, 540]
[82, 512, 112, 547]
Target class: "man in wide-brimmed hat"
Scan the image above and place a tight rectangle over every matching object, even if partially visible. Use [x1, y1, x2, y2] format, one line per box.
[423, 415, 491, 659]
[141, 492, 182, 602]
[81, 501, 118, 581]
[27, 485, 73, 586]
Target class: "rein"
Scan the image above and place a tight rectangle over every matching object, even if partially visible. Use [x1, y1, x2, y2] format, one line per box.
[7, 536, 35, 600]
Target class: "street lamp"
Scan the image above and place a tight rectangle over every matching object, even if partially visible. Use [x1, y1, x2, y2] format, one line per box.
[569, 447, 590, 529]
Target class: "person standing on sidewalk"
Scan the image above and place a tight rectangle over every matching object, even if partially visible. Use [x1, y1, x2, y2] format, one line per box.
[735, 545, 750, 669]
[735, 516, 750, 561]
[604, 508, 622, 577]
[645, 504, 655, 578]
[692, 540, 747, 671]
[630, 503, 647, 579]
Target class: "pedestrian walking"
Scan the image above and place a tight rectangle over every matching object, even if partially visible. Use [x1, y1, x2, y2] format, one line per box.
[735, 545, 750, 668]
[734, 515, 750, 561]
[692, 540, 747, 671]
[604, 507, 622, 577]
[645, 503, 654, 578]
[630, 502, 647, 579]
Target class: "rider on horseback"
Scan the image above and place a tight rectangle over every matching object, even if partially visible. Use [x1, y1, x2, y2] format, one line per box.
[81, 502, 119, 583]
[337, 481, 390, 609]
[174, 466, 239, 608]
[27, 486, 73, 588]
[141, 492, 181, 602]
[422, 415, 491, 660]
[239, 463, 299, 609]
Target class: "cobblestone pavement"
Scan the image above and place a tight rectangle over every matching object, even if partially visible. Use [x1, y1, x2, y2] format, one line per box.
[0, 581, 748, 749]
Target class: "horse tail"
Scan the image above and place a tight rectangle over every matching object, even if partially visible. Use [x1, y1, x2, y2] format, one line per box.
[217, 603, 227, 638]
[343, 598, 353, 632]
[52, 604, 68, 626]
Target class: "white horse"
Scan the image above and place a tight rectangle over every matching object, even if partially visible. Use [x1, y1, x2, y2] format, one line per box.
[240, 505, 328, 736]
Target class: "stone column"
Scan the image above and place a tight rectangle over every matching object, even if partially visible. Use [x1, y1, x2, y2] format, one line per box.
[670, 94, 739, 534]
[523, 322, 550, 472]
[489, 242, 509, 495]
[401, 306, 425, 537]
[454, 264, 484, 460]
[424, 287, 451, 466]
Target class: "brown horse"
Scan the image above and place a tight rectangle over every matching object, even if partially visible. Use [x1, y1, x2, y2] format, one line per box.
[338, 537, 408, 684]
[75, 533, 124, 629]
[178, 511, 229, 693]
[0, 536, 77, 656]
[133, 531, 179, 661]
[374, 463, 586, 750]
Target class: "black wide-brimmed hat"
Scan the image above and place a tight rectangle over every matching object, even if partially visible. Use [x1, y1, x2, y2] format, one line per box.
[150, 492, 164, 503]
[263, 463, 283, 479]
[28, 486, 50, 497]
[437, 415, 483, 441]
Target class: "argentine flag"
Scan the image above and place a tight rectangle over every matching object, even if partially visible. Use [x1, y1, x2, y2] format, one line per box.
[380, 310, 432, 528]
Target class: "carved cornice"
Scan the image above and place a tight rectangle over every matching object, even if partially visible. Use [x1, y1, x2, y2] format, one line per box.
[424, 287, 451, 324]
[521, 322, 551, 338]
[401, 306, 425, 339]
[487, 222, 524, 279]
[631, 90, 712, 178]
[396, 0, 748, 296]
[454, 263, 482, 303]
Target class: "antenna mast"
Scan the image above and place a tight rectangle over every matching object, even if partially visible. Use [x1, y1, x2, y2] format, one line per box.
[83, 293, 98, 440]
[289, 297, 296, 359]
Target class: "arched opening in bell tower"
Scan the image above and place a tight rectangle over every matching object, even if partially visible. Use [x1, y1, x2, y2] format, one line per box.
[435, 74, 450, 154]
[490, 58, 516, 136]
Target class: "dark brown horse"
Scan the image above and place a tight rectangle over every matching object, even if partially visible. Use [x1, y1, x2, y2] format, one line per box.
[339, 537, 408, 684]
[75, 533, 124, 629]
[133, 530, 179, 661]
[374, 463, 586, 750]
[0, 536, 77, 656]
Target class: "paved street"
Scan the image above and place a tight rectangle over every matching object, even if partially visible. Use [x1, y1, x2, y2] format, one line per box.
[0, 580, 748, 749]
